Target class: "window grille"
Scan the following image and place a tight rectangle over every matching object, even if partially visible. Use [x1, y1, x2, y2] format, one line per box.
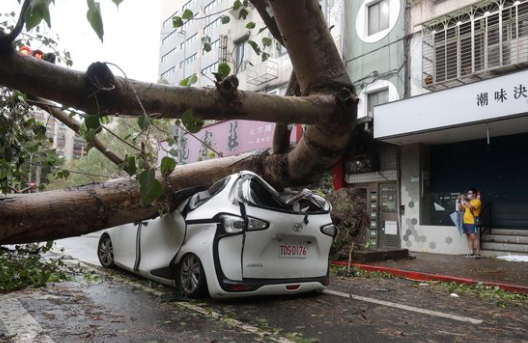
[423, 0, 528, 89]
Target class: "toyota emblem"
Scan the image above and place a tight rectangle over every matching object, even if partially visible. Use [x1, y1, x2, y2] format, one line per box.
[292, 223, 303, 232]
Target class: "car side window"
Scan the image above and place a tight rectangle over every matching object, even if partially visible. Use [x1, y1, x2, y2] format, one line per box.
[187, 177, 230, 212]
[248, 179, 289, 210]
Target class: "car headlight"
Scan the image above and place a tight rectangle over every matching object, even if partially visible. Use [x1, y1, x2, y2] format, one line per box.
[219, 215, 245, 234]
[321, 223, 337, 237]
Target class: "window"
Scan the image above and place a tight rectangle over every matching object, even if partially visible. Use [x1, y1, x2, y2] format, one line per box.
[182, 0, 196, 12]
[161, 67, 175, 80]
[180, 33, 197, 49]
[205, 0, 221, 14]
[204, 18, 221, 34]
[162, 30, 177, 45]
[235, 38, 250, 72]
[368, 0, 390, 36]
[202, 61, 219, 76]
[423, 0, 528, 87]
[161, 48, 176, 63]
[367, 89, 389, 117]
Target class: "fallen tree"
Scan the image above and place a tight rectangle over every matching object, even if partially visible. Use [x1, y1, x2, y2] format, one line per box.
[0, 0, 357, 244]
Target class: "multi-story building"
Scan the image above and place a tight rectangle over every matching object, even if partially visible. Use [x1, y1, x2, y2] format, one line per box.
[372, 0, 528, 256]
[158, 0, 344, 163]
[341, 0, 407, 249]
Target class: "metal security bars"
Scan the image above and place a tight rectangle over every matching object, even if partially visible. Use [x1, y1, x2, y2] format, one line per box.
[423, 0, 528, 89]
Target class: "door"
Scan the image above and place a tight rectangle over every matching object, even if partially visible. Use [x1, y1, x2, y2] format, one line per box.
[111, 223, 139, 270]
[378, 182, 400, 248]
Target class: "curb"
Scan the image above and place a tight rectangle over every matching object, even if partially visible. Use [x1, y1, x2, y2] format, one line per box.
[331, 261, 528, 294]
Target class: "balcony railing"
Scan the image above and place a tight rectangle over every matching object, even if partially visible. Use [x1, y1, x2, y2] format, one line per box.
[423, 0, 528, 89]
[246, 59, 279, 86]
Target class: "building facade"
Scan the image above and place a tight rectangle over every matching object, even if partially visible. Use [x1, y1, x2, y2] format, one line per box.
[373, 0, 528, 255]
[158, 0, 344, 164]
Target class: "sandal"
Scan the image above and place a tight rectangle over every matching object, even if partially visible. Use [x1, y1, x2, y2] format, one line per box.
[465, 253, 474, 258]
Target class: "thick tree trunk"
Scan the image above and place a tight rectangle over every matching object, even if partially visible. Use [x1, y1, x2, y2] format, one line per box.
[0, 0, 356, 244]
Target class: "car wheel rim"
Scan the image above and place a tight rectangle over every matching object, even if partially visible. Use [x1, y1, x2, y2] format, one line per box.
[98, 236, 113, 266]
[181, 255, 201, 294]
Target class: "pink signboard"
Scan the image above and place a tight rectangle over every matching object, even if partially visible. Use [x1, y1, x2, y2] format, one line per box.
[159, 120, 300, 164]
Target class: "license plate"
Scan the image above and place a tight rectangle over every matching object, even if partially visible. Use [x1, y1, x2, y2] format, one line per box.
[279, 244, 307, 259]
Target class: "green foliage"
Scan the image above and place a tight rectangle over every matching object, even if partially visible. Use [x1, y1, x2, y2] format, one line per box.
[221, 15, 231, 24]
[0, 89, 63, 194]
[262, 37, 272, 47]
[181, 108, 204, 133]
[182, 9, 194, 20]
[245, 22, 256, 29]
[217, 63, 231, 79]
[24, 0, 53, 32]
[436, 282, 528, 308]
[139, 168, 163, 205]
[232, 0, 243, 10]
[86, 0, 104, 43]
[0, 243, 72, 293]
[138, 116, 151, 130]
[172, 16, 183, 28]
[123, 155, 137, 176]
[84, 114, 102, 133]
[330, 265, 393, 279]
[179, 73, 198, 87]
[111, 0, 124, 6]
[160, 156, 176, 177]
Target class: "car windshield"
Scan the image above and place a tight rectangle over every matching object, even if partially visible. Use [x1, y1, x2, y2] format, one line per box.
[238, 175, 328, 214]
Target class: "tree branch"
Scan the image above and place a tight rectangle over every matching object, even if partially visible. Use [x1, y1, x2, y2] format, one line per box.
[33, 97, 125, 166]
[0, 54, 337, 125]
[250, 0, 284, 46]
[0, 0, 30, 51]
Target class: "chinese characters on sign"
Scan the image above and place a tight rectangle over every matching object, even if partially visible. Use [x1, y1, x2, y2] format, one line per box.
[477, 84, 528, 106]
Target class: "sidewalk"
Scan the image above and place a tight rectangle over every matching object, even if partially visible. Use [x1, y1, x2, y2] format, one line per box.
[332, 252, 528, 294]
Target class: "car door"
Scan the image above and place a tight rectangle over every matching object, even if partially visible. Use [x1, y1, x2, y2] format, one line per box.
[137, 211, 186, 278]
[239, 176, 333, 280]
[111, 223, 139, 271]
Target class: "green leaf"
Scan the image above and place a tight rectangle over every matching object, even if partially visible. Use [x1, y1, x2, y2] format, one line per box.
[232, 0, 242, 10]
[257, 26, 268, 35]
[123, 155, 137, 176]
[169, 149, 179, 157]
[221, 15, 230, 24]
[139, 169, 163, 205]
[248, 40, 261, 55]
[138, 116, 151, 130]
[111, 0, 124, 6]
[180, 74, 198, 87]
[160, 157, 176, 177]
[261, 52, 270, 62]
[182, 9, 194, 20]
[218, 63, 231, 79]
[246, 22, 256, 29]
[239, 8, 248, 20]
[86, 0, 104, 43]
[203, 43, 212, 52]
[262, 37, 272, 47]
[172, 16, 183, 28]
[84, 115, 102, 134]
[182, 108, 204, 134]
[24, 0, 53, 31]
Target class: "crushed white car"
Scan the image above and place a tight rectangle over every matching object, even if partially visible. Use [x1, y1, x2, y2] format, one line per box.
[97, 171, 336, 298]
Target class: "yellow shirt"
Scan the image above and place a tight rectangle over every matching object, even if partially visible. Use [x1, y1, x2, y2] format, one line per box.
[463, 199, 482, 224]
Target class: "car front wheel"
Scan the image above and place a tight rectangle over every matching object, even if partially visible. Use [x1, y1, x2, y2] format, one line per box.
[97, 233, 115, 268]
[177, 253, 208, 298]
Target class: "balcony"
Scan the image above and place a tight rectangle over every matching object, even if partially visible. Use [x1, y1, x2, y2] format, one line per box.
[246, 59, 279, 86]
[422, 0, 528, 90]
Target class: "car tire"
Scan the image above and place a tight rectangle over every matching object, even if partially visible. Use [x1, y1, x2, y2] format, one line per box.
[97, 233, 116, 268]
[177, 253, 208, 298]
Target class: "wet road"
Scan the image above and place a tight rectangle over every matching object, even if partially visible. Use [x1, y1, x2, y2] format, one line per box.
[1, 236, 527, 342]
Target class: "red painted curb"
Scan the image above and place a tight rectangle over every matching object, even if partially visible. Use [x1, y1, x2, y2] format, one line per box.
[331, 261, 528, 294]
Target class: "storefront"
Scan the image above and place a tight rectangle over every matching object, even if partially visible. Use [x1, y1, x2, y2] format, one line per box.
[374, 69, 528, 254]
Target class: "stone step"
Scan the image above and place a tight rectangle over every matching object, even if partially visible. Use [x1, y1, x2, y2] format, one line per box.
[482, 234, 528, 244]
[481, 242, 528, 253]
[487, 229, 528, 236]
[480, 250, 528, 258]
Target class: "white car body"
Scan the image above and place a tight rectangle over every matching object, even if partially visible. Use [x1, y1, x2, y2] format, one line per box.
[98, 171, 336, 299]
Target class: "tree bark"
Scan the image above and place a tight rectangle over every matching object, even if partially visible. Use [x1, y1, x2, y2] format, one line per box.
[0, 53, 336, 124]
[0, 0, 356, 244]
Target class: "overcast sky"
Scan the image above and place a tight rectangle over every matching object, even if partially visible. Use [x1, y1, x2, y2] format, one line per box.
[3, 0, 162, 82]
